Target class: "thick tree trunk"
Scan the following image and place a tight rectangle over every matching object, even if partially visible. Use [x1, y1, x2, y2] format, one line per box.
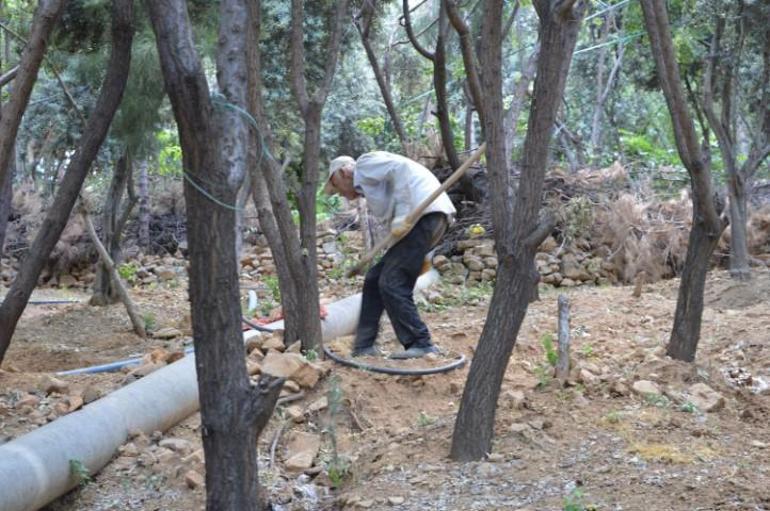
[0, 0, 133, 366]
[727, 173, 750, 280]
[296, 105, 323, 351]
[451, 0, 584, 461]
[138, 158, 150, 251]
[0, 0, 66, 211]
[640, 0, 724, 363]
[146, 1, 283, 509]
[92, 150, 132, 305]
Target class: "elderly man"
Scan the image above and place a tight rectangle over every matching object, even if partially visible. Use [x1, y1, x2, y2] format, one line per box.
[324, 151, 455, 359]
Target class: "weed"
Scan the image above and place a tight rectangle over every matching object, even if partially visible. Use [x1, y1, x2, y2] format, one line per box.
[603, 411, 622, 424]
[644, 393, 670, 408]
[117, 262, 138, 283]
[263, 275, 281, 303]
[534, 364, 553, 388]
[69, 459, 92, 487]
[680, 401, 698, 413]
[305, 349, 318, 362]
[563, 487, 596, 511]
[541, 333, 558, 367]
[323, 376, 350, 486]
[143, 312, 157, 332]
[417, 411, 436, 427]
[579, 344, 594, 358]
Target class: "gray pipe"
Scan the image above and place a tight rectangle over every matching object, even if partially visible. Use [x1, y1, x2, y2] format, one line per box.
[0, 270, 438, 511]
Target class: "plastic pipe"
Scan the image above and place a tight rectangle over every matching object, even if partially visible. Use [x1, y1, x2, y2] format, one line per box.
[0, 269, 439, 511]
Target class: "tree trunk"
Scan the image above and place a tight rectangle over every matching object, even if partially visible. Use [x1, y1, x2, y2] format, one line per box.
[234, 172, 252, 260]
[0, 0, 133, 366]
[0, 146, 13, 257]
[727, 173, 750, 280]
[138, 158, 150, 251]
[451, 0, 584, 461]
[146, 1, 283, 509]
[92, 150, 132, 305]
[640, 0, 724, 363]
[0, 0, 66, 214]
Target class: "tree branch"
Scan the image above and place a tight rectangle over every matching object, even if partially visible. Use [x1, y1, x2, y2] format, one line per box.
[247, 374, 285, 433]
[289, 0, 310, 113]
[312, 0, 349, 106]
[402, 0, 435, 60]
[445, 0, 485, 125]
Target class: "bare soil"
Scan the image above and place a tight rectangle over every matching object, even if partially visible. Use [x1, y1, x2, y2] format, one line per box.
[1, 270, 769, 511]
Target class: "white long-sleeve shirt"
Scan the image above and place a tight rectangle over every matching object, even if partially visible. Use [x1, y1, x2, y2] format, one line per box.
[353, 151, 456, 228]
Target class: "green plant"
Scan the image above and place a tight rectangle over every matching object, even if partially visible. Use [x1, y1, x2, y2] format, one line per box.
[417, 411, 436, 427]
[579, 344, 594, 358]
[603, 411, 622, 424]
[117, 262, 139, 282]
[263, 275, 281, 303]
[323, 376, 350, 487]
[563, 487, 593, 511]
[143, 312, 156, 332]
[644, 393, 671, 408]
[534, 364, 553, 388]
[69, 459, 92, 487]
[305, 349, 318, 362]
[541, 333, 558, 367]
[680, 401, 697, 413]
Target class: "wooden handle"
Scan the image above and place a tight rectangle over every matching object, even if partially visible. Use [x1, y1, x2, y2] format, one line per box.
[345, 143, 486, 277]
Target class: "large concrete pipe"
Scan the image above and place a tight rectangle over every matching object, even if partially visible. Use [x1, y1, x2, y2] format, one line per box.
[0, 270, 438, 511]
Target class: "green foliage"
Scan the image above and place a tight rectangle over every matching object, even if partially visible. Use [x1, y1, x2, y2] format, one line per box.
[563, 487, 595, 511]
[417, 411, 436, 427]
[305, 348, 318, 362]
[680, 401, 697, 413]
[69, 459, 92, 487]
[156, 130, 183, 176]
[644, 393, 671, 408]
[117, 262, 138, 283]
[541, 334, 558, 368]
[323, 375, 351, 487]
[143, 312, 156, 332]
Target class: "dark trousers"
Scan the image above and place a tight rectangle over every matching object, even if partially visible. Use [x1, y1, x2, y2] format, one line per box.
[354, 213, 447, 351]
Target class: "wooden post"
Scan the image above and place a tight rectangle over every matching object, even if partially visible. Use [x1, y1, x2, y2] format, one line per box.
[556, 294, 570, 384]
[81, 206, 146, 338]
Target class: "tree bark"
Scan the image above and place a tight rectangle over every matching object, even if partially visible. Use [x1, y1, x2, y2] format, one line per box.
[0, 0, 133, 366]
[245, 0, 303, 346]
[92, 150, 134, 305]
[138, 158, 150, 251]
[146, 1, 283, 509]
[288, 0, 348, 351]
[0, 0, 66, 215]
[451, 0, 584, 461]
[640, 0, 725, 362]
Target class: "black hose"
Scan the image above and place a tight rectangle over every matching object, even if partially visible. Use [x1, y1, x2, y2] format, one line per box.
[241, 314, 466, 376]
[322, 345, 466, 376]
[241, 316, 279, 333]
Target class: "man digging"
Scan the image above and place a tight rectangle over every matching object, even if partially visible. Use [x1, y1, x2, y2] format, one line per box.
[324, 151, 455, 359]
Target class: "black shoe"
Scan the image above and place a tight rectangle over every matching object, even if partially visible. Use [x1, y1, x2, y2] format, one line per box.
[351, 346, 380, 358]
[389, 345, 439, 360]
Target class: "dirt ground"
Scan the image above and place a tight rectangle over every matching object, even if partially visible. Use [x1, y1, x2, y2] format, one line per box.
[1, 269, 769, 511]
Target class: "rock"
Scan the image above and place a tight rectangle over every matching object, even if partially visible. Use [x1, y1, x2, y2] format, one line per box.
[283, 379, 301, 393]
[688, 383, 725, 412]
[481, 268, 497, 281]
[308, 396, 328, 413]
[166, 351, 185, 364]
[358, 500, 374, 508]
[153, 327, 182, 340]
[609, 381, 629, 397]
[58, 274, 78, 288]
[477, 243, 495, 258]
[245, 336, 265, 353]
[503, 390, 527, 410]
[292, 362, 322, 389]
[159, 437, 193, 454]
[156, 268, 176, 281]
[286, 405, 305, 423]
[185, 469, 205, 489]
[509, 423, 529, 434]
[752, 440, 768, 449]
[262, 352, 304, 378]
[464, 255, 485, 272]
[506, 374, 540, 391]
[65, 395, 84, 413]
[560, 277, 577, 287]
[388, 496, 405, 505]
[119, 442, 140, 457]
[246, 361, 262, 376]
[578, 368, 600, 386]
[633, 380, 662, 396]
[433, 255, 450, 271]
[487, 453, 504, 463]
[483, 257, 498, 269]
[42, 376, 70, 395]
[540, 236, 558, 252]
[262, 335, 286, 352]
[286, 341, 302, 353]
[16, 394, 40, 409]
[284, 432, 321, 471]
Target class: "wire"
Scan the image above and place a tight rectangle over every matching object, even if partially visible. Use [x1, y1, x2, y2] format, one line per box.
[322, 345, 466, 376]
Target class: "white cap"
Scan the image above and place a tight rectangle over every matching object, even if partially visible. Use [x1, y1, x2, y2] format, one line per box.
[324, 155, 355, 194]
